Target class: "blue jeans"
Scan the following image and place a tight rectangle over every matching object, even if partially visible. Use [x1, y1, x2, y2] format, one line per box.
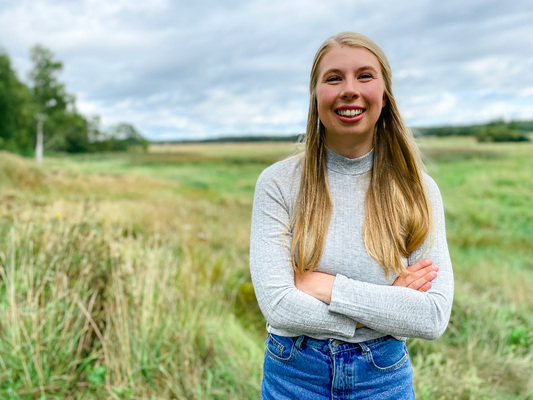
[261, 334, 415, 399]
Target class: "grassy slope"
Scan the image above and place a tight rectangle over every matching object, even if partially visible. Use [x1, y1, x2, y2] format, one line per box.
[0, 137, 532, 399]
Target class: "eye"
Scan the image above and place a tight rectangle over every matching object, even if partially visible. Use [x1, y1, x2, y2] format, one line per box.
[358, 73, 374, 81]
[325, 75, 341, 83]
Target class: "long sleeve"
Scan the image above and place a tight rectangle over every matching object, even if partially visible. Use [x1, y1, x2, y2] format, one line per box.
[328, 176, 454, 340]
[250, 159, 357, 338]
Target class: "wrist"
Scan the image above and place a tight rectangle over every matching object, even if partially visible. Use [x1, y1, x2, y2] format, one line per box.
[318, 274, 335, 305]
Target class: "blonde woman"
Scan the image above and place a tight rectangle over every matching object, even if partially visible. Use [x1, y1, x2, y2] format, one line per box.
[250, 32, 453, 399]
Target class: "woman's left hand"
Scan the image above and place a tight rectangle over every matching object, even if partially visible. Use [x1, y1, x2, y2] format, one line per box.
[294, 271, 335, 304]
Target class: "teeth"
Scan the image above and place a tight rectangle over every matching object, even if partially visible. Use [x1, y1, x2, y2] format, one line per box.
[338, 109, 363, 117]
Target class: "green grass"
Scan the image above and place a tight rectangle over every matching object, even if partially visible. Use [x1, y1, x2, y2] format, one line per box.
[0, 137, 532, 399]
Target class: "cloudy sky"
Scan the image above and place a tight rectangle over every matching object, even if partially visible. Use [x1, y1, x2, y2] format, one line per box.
[1, 0, 532, 141]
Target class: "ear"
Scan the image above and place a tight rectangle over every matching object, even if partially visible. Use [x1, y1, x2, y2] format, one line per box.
[382, 94, 387, 108]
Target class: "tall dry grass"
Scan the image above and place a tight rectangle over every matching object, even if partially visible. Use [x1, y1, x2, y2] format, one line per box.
[0, 150, 264, 399]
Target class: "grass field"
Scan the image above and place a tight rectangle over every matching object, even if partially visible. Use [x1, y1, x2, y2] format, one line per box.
[0, 137, 532, 399]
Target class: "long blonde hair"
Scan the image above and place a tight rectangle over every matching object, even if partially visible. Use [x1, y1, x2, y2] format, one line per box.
[291, 32, 432, 277]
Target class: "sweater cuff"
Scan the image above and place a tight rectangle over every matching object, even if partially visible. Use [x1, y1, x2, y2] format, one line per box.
[330, 274, 355, 319]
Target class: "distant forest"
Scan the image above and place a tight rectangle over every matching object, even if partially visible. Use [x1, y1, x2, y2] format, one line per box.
[413, 119, 532, 142]
[166, 119, 533, 144]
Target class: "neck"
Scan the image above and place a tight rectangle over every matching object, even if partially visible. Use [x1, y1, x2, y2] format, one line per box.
[325, 147, 374, 175]
[324, 133, 374, 159]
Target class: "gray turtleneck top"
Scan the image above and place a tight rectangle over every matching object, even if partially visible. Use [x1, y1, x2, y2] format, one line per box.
[250, 148, 453, 343]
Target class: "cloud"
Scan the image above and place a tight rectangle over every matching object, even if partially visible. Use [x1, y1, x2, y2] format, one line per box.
[1, 0, 532, 139]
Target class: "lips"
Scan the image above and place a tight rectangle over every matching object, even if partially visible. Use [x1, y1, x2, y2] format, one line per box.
[335, 108, 364, 117]
[334, 106, 366, 121]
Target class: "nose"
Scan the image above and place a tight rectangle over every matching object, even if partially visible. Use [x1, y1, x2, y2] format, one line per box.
[341, 78, 360, 99]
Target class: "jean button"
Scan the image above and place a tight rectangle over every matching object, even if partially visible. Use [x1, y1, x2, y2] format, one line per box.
[332, 340, 342, 347]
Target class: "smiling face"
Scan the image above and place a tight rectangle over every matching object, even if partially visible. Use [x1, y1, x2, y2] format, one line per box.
[316, 44, 387, 158]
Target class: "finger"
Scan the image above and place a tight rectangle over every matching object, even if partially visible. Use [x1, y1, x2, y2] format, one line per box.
[406, 259, 433, 273]
[418, 282, 432, 292]
[408, 270, 437, 290]
[402, 264, 436, 286]
[408, 266, 438, 288]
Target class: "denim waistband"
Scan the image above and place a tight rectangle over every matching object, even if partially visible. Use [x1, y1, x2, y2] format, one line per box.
[293, 334, 395, 354]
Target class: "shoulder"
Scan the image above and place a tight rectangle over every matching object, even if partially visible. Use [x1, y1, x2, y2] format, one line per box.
[422, 172, 442, 198]
[253, 154, 302, 211]
[421, 172, 446, 216]
[256, 153, 303, 189]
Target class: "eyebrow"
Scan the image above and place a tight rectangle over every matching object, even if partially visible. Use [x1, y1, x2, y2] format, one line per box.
[322, 65, 379, 76]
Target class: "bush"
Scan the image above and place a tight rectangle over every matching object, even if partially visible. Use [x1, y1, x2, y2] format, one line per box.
[475, 123, 530, 143]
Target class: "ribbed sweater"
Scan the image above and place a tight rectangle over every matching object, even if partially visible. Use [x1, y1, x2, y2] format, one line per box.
[249, 148, 454, 343]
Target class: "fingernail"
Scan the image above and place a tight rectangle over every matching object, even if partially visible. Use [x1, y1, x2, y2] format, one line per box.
[432, 264, 438, 270]
[430, 271, 437, 278]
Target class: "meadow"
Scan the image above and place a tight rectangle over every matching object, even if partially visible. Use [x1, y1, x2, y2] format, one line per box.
[0, 136, 531, 399]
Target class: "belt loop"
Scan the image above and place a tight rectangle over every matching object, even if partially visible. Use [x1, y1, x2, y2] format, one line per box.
[359, 341, 369, 354]
[295, 335, 305, 350]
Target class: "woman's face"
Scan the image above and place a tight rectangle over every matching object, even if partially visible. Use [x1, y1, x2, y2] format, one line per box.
[316, 45, 386, 157]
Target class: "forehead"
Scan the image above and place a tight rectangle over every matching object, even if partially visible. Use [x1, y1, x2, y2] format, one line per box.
[318, 45, 381, 75]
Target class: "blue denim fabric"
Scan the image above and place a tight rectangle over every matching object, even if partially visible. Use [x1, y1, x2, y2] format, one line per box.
[261, 334, 415, 399]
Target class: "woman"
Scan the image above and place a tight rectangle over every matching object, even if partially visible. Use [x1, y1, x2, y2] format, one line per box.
[250, 32, 453, 399]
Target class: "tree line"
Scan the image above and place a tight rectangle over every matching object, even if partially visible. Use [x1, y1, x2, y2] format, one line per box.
[164, 119, 532, 144]
[0, 45, 148, 158]
[413, 120, 532, 142]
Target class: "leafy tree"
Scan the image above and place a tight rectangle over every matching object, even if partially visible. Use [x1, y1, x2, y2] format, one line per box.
[55, 110, 91, 153]
[1, 45, 147, 156]
[28, 45, 97, 156]
[108, 122, 149, 152]
[0, 51, 35, 154]
[475, 121, 530, 142]
[28, 45, 68, 116]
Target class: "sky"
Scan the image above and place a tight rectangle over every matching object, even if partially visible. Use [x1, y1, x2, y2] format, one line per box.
[1, 0, 532, 141]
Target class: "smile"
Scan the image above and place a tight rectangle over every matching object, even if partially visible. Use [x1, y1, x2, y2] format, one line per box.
[335, 109, 364, 117]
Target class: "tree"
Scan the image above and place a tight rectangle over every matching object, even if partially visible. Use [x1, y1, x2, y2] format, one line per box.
[482, 126, 530, 142]
[2, 45, 145, 156]
[55, 110, 91, 153]
[27, 45, 102, 157]
[28, 45, 70, 161]
[108, 122, 149, 152]
[28, 45, 68, 116]
[0, 51, 35, 154]
[475, 120, 530, 143]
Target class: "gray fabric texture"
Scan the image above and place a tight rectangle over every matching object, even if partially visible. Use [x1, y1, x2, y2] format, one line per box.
[249, 147, 454, 343]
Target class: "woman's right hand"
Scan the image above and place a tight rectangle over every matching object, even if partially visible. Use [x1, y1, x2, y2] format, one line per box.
[393, 259, 439, 292]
